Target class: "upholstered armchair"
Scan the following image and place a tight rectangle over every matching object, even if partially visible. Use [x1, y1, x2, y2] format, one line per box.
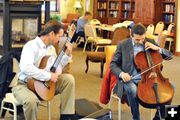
[104, 45, 117, 69]
[61, 13, 80, 32]
[85, 27, 129, 78]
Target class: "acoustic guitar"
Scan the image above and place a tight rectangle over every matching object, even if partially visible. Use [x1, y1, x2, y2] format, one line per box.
[27, 25, 76, 101]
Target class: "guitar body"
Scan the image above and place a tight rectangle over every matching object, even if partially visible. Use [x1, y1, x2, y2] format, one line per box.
[27, 56, 56, 101]
[27, 28, 75, 101]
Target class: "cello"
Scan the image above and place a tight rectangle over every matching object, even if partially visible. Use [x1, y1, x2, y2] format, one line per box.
[134, 42, 174, 110]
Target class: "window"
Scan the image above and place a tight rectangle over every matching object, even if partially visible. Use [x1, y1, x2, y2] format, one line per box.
[42, 0, 60, 12]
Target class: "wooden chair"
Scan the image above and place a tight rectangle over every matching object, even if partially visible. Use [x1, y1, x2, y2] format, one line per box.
[85, 27, 130, 78]
[83, 24, 111, 52]
[165, 23, 175, 51]
[153, 21, 165, 43]
[111, 27, 130, 45]
[154, 21, 164, 35]
[158, 23, 175, 51]
[146, 24, 154, 35]
[0, 58, 51, 120]
[85, 52, 105, 78]
[90, 19, 101, 26]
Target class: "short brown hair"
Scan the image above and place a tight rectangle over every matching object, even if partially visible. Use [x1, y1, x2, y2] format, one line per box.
[131, 23, 146, 36]
[38, 20, 64, 37]
[84, 11, 92, 16]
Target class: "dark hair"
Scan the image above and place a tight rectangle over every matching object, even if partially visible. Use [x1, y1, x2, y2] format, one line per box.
[127, 22, 135, 30]
[84, 11, 92, 16]
[71, 19, 77, 27]
[131, 23, 146, 37]
[38, 20, 64, 37]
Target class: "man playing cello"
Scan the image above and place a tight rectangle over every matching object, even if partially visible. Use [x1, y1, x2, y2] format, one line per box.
[110, 23, 173, 120]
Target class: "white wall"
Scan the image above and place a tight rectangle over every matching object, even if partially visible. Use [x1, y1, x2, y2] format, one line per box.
[60, 0, 76, 19]
[60, 0, 93, 19]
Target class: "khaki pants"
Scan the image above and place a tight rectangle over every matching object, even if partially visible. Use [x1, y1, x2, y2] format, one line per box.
[12, 74, 75, 120]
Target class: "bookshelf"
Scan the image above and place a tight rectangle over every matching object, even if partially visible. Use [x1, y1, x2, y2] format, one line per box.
[93, 0, 121, 25]
[93, 0, 135, 24]
[108, 0, 121, 24]
[97, 1, 107, 18]
[94, 0, 108, 24]
[161, 0, 176, 26]
[121, 0, 135, 21]
[108, 0, 119, 18]
[160, 0, 177, 55]
[93, 0, 176, 27]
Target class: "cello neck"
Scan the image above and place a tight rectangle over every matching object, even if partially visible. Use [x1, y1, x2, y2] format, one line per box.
[143, 40, 154, 68]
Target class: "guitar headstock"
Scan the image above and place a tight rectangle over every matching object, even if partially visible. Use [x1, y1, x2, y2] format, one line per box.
[67, 23, 76, 39]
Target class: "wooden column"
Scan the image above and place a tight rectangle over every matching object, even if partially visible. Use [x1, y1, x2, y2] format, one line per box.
[175, 0, 180, 56]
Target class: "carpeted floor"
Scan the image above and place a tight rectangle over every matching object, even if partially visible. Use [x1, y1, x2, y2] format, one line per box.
[3, 47, 180, 120]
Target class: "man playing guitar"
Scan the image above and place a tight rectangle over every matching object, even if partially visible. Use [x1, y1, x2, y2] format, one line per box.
[12, 20, 76, 120]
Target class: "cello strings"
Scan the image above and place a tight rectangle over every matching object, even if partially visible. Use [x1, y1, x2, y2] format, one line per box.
[131, 61, 162, 79]
[131, 55, 172, 79]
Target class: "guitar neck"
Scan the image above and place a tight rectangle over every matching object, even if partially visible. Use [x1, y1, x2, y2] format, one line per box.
[50, 37, 72, 72]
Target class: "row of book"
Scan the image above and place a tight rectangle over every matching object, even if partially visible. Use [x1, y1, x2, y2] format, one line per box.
[122, 11, 130, 19]
[123, 3, 131, 10]
[109, 11, 118, 18]
[163, 14, 174, 23]
[164, 4, 175, 13]
[97, 2, 107, 9]
[164, 0, 175, 2]
[109, 2, 119, 10]
[98, 11, 106, 18]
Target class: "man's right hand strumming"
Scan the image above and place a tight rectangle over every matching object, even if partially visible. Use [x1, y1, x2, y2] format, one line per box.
[51, 73, 59, 82]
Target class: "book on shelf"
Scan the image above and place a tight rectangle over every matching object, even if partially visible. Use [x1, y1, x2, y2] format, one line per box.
[163, 14, 174, 23]
[98, 2, 107, 9]
[98, 11, 106, 18]
[109, 2, 119, 10]
[165, 4, 175, 12]
[123, 11, 129, 19]
[123, 3, 130, 10]
[164, 0, 175, 2]
[109, 11, 118, 18]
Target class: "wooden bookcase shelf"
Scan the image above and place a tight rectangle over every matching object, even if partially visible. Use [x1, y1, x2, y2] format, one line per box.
[161, 0, 176, 27]
[93, 0, 176, 27]
[93, 0, 177, 54]
[121, 0, 134, 21]
[93, 0, 135, 25]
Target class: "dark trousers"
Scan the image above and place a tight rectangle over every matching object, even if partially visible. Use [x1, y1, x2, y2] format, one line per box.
[71, 31, 86, 43]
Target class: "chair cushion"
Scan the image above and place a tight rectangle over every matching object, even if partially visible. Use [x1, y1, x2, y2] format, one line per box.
[97, 38, 111, 45]
[86, 52, 105, 62]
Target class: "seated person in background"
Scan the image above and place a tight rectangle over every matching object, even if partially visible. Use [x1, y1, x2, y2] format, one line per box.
[71, 11, 92, 43]
[110, 23, 173, 120]
[12, 20, 76, 120]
